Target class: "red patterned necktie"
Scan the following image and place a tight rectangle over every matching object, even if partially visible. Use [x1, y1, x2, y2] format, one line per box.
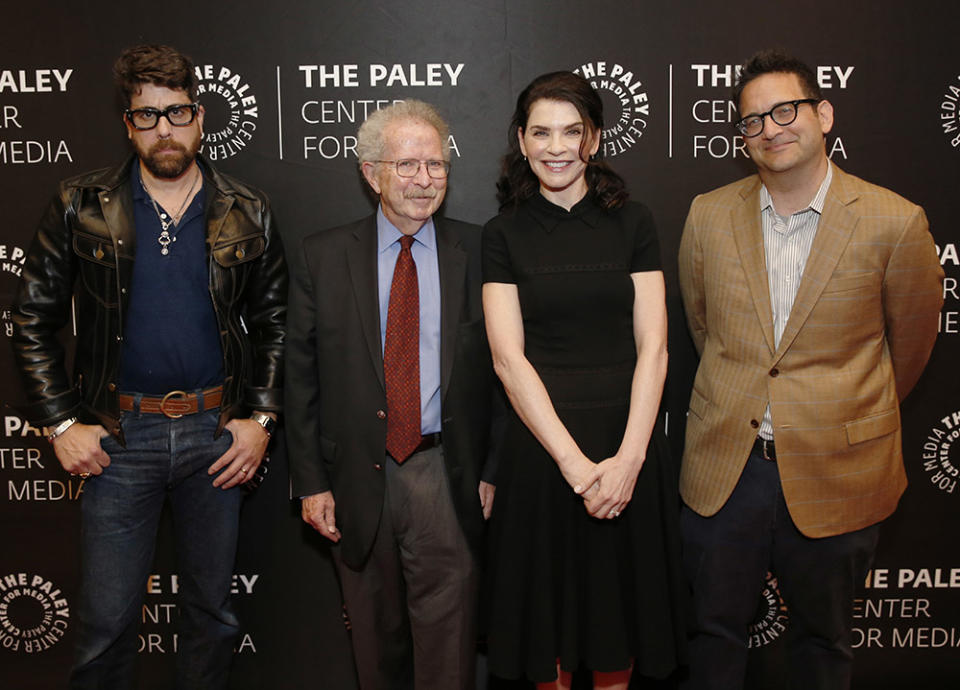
[384, 235, 421, 462]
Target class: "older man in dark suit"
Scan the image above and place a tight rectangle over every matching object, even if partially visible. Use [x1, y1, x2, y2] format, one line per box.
[286, 99, 494, 690]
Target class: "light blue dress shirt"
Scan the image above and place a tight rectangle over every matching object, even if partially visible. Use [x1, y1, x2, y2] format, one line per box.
[376, 206, 442, 435]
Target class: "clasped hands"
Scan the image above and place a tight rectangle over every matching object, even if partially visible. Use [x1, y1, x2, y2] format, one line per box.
[562, 453, 644, 520]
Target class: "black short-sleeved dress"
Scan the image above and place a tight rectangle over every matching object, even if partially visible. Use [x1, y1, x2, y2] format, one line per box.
[482, 192, 686, 682]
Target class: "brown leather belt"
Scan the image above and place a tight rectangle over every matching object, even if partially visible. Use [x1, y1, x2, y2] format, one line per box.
[118, 385, 223, 419]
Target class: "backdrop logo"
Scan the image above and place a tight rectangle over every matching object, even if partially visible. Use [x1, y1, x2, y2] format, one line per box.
[920, 411, 960, 494]
[940, 75, 960, 150]
[1, 244, 26, 278]
[937, 242, 959, 335]
[195, 64, 259, 162]
[748, 572, 788, 648]
[0, 573, 69, 653]
[572, 61, 649, 158]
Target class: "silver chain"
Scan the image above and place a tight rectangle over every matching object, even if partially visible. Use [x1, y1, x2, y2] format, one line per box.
[140, 166, 201, 256]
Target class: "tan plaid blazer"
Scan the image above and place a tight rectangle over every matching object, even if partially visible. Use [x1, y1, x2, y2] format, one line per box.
[678, 165, 944, 538]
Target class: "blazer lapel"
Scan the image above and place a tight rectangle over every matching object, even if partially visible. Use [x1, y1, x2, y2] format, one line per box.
[436, 219, 466, 404]
[732, 179, 776, 355]
[773, 167, 860, 362]
[346, 217, 385, 389]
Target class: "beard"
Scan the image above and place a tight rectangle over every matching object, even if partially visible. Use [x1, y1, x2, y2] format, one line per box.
[136, 130, 201, 179]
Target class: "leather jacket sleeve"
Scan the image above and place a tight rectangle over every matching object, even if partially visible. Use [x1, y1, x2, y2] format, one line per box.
[11, 186, 83, 426]
[240, 196, 288, 413]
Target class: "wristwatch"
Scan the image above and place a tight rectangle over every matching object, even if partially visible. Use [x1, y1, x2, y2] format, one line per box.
[249, 412, 277, 438]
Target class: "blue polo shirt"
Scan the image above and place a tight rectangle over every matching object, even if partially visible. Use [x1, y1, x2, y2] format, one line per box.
[118, 163, 224, 394]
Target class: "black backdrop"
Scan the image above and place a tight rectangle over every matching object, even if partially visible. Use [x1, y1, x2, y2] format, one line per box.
[2, 1, 958, 687]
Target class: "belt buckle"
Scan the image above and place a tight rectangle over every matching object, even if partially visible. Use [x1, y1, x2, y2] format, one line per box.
[760, 438, 773, 461]
[159, 390, 189, 419]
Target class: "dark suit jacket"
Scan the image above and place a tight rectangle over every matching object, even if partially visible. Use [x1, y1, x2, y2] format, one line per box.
[286, 214, 493, 569]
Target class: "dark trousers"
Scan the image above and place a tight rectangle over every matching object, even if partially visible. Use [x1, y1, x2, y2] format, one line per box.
[332, 444, 478, 690]
[680, 449, 879, 690]
[70, 409, 243, 690]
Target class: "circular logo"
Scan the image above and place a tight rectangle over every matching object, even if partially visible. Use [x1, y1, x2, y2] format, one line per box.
[195, 64, 259, 162]
[0, 573, 69, 654]
[748, 572, 788, 648]
[920, 413, 960, 494]
[1, 243, 26, 278]
[940, 75, 960, 150]
[573, 61, 650, 158]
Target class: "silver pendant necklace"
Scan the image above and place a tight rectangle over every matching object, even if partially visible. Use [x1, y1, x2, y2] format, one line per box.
[141, 167, 201, 256]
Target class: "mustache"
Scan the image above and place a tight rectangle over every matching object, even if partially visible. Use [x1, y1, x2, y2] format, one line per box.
[148, 140, 188, 155]
[404, 189, 439, 199]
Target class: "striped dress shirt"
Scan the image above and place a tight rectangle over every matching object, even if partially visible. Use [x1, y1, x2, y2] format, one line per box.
[758, 162, 833, 440]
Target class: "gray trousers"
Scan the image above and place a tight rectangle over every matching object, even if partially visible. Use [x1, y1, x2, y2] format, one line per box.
[333, 445, 478, 690]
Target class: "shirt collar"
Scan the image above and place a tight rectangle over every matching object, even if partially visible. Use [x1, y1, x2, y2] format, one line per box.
[376, 205, 436, 253]
[760, 160, 833, 216]
[527, 190, 604, 233]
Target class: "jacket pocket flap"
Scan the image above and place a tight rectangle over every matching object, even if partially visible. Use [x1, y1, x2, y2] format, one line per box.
[212, 235, 265, 267]
[844, 408, 898, 445]
[73, 231, 116, 267]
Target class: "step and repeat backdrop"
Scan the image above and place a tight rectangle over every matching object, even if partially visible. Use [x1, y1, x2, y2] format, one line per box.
[1, 1, 958, 688]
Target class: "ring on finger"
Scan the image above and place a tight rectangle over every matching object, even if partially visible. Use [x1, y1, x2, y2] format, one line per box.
[240, 467, 248, 474]
[80, 472, 91, 479]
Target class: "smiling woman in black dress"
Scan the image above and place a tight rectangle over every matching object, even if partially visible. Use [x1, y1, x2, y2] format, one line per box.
[482, 71, 686, 689]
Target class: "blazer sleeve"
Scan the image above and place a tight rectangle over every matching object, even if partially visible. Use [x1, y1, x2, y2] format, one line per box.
[284, 236, 331, 496]
[882, 204, 944, 401]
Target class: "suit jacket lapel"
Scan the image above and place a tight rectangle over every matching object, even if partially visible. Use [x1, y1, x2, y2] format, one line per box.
[346, 216, 385, 389]
[732, 178, 776, 355]
[773, 167, 860, 362]
[436, 218, 466, 404]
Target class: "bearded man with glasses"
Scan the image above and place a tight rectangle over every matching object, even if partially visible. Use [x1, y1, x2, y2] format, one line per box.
[286, 99, 496, 690]
[677, 49, 943, 689]
[12, 44, 287, 689]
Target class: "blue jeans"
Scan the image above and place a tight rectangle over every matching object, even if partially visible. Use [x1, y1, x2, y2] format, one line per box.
[70, 408, 243, 690]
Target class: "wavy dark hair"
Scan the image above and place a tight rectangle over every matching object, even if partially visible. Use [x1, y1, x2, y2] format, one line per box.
[496, 71, 628, 211]
[113, 44, 197, 108]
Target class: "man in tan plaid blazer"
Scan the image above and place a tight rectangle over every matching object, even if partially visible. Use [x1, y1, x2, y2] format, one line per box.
[677, 50, 943, 690]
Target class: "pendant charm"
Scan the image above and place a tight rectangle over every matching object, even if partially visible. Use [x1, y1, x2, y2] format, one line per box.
[159, 229, 172, 255]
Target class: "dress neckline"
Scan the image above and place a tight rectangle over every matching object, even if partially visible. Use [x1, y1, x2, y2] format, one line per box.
[527, 191, 603, 231]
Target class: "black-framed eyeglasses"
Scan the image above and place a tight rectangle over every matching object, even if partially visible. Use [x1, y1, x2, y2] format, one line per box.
[375, 159, 450, 179]
[124, 103, 199, 131]
[735, 99, 819, 137]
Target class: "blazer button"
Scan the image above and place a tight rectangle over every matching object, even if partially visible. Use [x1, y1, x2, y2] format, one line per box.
[373, 463, 383, 471]
[750, 419, 760, 428]
[376, 409, 386, 419]
[107, 382, 117, 392]
[769, 368, 779, 377]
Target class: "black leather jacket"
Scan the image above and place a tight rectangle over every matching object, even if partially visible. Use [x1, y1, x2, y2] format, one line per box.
[12, 155, 287, 440]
